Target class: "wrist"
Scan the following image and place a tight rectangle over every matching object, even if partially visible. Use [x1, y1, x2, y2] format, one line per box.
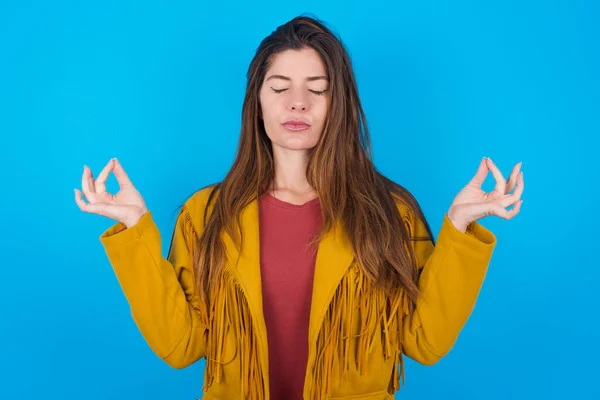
[447, 207, 469, 233]
[124, 208, 147, 228]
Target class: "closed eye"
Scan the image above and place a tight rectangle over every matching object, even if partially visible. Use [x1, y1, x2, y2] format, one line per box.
[270, 87, 328, 96]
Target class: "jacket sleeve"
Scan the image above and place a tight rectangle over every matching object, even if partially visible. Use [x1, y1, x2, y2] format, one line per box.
[99, 201, 208, 369]
[401, 212, 496, 365]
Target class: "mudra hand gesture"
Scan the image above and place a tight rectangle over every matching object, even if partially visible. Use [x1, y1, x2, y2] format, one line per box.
[74, 158, 148, 228]
[447, 157, 524, 232]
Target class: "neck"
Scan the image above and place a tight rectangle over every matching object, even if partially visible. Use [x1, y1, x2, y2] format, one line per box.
[271, 145, 313, 193]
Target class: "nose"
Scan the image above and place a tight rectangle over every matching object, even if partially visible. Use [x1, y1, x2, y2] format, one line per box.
[290, 102, 307, 111]
[287, 91, 310, 112]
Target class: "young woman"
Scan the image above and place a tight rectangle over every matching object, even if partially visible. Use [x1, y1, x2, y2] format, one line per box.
[75, 15, 524, 400]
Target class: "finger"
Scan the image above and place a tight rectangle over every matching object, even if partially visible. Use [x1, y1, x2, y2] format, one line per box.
[486, 158, 507, 194]
[499, 171, 524, 208]
[505, 162, 522, 194]
[75, 188, 100, 214]
[81, 165, 97, 203]
[95, 158, 116, 193]
[491, 194, 524, 219]
[469, 157, 489, 188]
[74, 188, 88, 210]
[497, 199, 523, 220]
[113, 158, 133, 188]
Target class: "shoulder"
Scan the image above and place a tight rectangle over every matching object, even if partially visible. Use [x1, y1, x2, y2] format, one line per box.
[179, 183, 221, 229]
[390, 190, 431, 241]
[390, 192, 415, 223]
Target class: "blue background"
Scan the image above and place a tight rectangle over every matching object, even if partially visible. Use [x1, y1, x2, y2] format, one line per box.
[1, 0, 598, 399]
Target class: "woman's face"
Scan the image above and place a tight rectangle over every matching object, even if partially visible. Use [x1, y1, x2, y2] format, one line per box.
[259, 47, 330, 152]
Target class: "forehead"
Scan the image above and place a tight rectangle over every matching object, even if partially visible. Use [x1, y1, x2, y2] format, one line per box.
[267, 48, 327, 77]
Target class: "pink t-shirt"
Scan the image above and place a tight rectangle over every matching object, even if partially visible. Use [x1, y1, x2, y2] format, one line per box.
[258, 192, 323, 400]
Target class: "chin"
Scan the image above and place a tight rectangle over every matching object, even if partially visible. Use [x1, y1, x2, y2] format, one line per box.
[274, 138, 318, 151]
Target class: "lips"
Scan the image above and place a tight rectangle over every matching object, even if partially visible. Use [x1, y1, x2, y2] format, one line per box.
[282, 120, 311, 131]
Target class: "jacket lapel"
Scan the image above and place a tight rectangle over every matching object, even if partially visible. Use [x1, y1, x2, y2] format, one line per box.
[306, 217, 355, 345]
[220, 195, 271, 390]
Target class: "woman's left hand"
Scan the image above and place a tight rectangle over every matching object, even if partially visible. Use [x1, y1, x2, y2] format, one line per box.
[447, 157, 524, 232]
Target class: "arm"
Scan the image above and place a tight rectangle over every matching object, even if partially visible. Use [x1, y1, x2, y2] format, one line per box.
[99, 202, 207, 369]
[401, 212, 496, 365]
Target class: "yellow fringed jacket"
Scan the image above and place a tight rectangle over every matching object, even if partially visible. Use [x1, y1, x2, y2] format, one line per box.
[100, 186, 496, 399]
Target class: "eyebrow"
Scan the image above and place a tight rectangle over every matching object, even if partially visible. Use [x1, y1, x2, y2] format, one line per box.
[265, 74, 329, 82]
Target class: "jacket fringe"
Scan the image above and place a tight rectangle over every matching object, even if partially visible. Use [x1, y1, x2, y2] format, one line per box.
[203, 267, 266, 399]
[182, 206, 266, 399]
[307, 263, 411, 399]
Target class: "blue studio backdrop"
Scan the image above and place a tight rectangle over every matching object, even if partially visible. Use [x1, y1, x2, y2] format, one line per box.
[0, 1, 598, 399]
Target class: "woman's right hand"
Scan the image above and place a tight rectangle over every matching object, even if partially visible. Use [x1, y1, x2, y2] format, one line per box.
[75, 158, 148, 228]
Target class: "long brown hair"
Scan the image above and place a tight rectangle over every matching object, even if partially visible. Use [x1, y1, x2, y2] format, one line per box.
[186, 15, 434, 315]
